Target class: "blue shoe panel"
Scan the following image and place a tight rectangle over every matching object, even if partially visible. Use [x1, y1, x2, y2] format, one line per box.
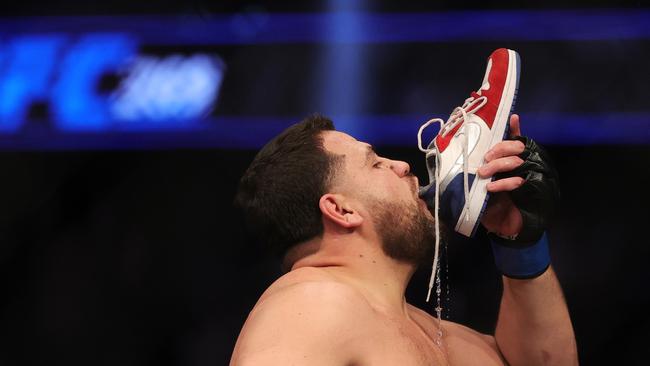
[419, 173, 476, 225]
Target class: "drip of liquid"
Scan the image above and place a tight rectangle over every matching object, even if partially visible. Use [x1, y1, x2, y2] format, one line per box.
[444, 240, 450, 320]
[434, 257, 443, 346]
[434, 240, 451, 346]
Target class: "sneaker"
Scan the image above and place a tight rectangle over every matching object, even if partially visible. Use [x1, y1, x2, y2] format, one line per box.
[418, 48, 521, 237]
[418, 48, 520, 302]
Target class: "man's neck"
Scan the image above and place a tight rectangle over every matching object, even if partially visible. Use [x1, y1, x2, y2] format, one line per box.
[290, 237, 416, 317]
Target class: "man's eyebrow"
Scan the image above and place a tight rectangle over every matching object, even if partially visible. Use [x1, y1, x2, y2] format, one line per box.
[364, 144, 377, 166]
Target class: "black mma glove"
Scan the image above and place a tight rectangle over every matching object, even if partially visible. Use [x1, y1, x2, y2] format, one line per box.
[488, 135, 560, 279]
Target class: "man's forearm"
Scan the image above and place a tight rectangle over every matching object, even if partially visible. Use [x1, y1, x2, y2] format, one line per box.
[495, 266, 578, 366]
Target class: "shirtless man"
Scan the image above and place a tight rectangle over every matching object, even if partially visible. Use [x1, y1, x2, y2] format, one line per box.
[230, 114, 578, 365]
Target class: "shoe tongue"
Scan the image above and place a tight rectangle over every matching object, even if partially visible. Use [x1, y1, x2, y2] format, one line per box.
[470, 91, 481, 99]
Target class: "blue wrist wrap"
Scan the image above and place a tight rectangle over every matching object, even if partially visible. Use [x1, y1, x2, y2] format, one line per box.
[490, 232, 551, 279]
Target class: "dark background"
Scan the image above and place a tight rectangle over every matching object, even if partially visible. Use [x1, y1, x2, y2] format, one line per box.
[1, 1, 649, 365]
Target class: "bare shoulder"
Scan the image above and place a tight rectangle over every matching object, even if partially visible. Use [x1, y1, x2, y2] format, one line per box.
[259, 267, 372, 312]
[260, 266, 358, 298]
[231, 267, 371, 365]
[407, 304, 506, 365]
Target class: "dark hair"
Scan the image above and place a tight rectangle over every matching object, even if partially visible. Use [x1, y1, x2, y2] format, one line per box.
[234, 115, 341, 258]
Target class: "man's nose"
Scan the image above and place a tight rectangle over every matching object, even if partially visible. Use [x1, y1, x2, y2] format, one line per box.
[391, 160, 411, 177]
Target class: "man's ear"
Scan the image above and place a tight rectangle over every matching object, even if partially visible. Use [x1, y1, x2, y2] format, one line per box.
[319, 193, 363, 229]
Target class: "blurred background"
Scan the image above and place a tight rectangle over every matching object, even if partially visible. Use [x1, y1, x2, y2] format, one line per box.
[0, 0, 648, 365]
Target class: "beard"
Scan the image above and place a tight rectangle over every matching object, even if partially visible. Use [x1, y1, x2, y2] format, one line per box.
[369, 197, 437, 266]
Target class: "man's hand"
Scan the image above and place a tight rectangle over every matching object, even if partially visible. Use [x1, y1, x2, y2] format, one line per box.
[479, 114, 526, 236]
[480, 114, 560, 243]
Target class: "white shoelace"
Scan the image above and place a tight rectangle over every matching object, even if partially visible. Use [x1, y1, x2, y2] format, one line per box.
[417, 94, 487, 302]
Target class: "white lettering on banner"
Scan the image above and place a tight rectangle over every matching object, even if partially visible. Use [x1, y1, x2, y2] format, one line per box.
[110, 55, 225, 124]
[0, 33, 226, 132]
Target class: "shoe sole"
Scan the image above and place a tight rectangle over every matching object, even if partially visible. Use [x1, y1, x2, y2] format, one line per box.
[455, 49, 521, 237]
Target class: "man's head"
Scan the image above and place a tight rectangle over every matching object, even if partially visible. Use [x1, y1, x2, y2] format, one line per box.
[235, 115, 342, 258]
[319, 128, 436, 265]
[235, 115, 436, 267]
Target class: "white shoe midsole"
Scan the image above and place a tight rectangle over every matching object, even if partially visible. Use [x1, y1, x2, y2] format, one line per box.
[455, 49, 519, 236]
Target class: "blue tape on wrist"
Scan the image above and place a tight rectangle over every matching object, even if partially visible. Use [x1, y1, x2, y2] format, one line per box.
[490, 232, 551, 279]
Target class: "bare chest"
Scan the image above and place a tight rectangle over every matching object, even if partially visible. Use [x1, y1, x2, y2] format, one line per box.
[353, 314, 448, 366]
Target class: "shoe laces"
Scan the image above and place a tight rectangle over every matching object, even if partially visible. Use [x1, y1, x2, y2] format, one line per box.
[416, 93, 487, 303]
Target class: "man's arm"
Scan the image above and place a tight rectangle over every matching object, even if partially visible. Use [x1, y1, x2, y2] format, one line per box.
[495, 267, 578, 365]
[480, 115, 578, 365]
[230, 281, 364, 366]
